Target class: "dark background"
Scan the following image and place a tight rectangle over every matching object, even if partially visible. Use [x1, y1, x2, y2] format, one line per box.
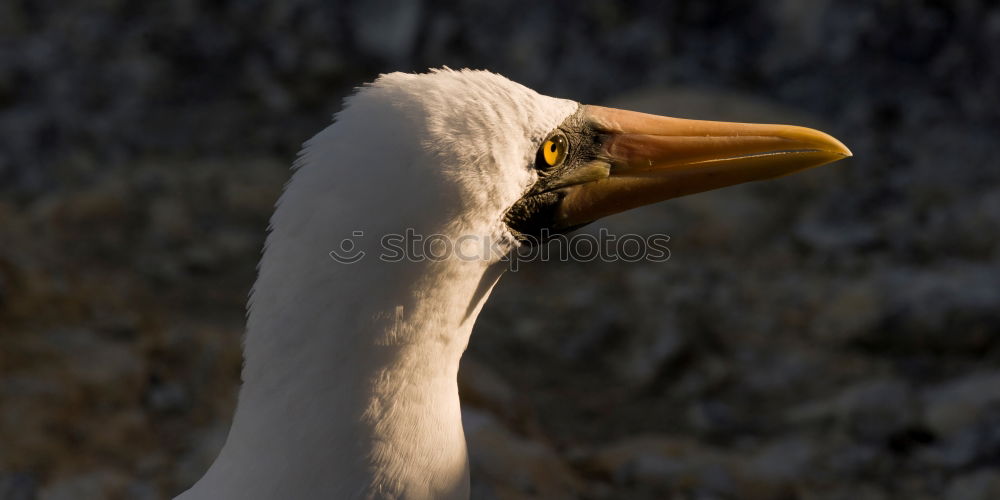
[1, 1, 999, 499]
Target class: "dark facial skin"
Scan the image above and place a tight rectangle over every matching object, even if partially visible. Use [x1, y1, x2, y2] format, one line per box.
[503, 108, 607, 240]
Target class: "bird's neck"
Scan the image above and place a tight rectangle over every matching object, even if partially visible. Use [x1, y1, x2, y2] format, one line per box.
[184, 229, 506, 499]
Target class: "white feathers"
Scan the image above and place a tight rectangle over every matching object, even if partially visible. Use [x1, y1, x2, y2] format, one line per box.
[176, 70, 577, 499]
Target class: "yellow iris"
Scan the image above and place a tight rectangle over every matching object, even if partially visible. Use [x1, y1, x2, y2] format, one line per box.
[542, 134, 567, 166]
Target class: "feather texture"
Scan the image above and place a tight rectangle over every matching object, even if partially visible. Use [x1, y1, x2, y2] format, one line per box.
[177, 69, 577, 499]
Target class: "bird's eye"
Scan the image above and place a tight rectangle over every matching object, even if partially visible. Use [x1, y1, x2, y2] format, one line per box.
[540, 134, 568, 167]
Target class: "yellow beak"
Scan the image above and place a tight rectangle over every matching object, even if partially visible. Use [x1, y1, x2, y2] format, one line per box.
[554, 105, 852, 229]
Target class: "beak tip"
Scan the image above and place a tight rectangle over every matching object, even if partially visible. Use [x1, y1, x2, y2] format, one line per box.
[835, 140, 853, 158]
[815, 130, 852, 159]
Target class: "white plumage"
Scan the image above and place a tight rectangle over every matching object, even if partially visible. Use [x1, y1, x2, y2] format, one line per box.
[177, 69, 849, 500]
[179, 70, 576, 500]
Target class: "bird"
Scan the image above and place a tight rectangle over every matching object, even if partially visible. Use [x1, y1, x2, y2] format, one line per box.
[176, 68, 851, 500]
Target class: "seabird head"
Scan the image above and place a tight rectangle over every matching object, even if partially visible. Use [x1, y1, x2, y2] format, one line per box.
[301, 68, 850, 258]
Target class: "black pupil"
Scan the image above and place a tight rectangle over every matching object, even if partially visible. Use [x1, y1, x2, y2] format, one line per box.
[549, 142, 557, 152]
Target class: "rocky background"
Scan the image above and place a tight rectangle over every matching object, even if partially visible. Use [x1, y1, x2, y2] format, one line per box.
[1, 1, 999, 499]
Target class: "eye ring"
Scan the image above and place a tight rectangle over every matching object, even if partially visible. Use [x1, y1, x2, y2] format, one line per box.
[539, 133, 568, 168]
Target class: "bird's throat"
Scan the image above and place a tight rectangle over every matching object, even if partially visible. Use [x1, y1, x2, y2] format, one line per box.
[183, 248, 503, 499]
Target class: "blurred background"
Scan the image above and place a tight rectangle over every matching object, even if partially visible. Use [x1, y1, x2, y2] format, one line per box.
[1, 1, 999, 499]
